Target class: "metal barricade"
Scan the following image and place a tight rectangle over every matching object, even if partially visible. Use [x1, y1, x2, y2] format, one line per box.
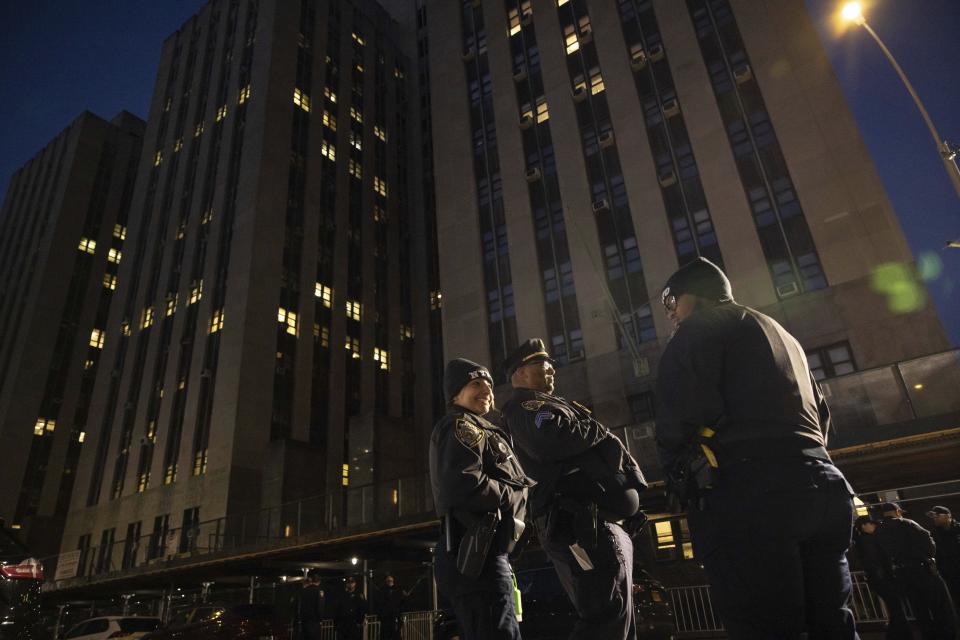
[317, 619, 336, 640]
[668, 584, 724, 634]
[401, 610, 436, 640]
[362, 614, 381, 640]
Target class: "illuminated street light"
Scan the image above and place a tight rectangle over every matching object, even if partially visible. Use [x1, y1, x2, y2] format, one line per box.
[841, 2, 960, 214]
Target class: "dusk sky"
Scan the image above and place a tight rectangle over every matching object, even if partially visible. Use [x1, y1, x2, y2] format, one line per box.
[1, 0, 957, 345]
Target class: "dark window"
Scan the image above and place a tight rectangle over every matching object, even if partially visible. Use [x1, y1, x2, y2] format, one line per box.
[807, 342, 856, 381]
[628, 391, 656, 422]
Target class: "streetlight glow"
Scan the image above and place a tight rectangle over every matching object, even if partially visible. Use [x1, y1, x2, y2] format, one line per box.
[841, 2, 863, 23]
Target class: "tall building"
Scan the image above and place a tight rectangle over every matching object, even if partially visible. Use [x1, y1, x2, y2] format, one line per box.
[427, 0, 950, 473]
[0, 111, 145, 556]
[56, 0, 440, 573]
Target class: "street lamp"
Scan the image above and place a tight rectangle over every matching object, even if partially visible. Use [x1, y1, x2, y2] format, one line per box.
[840, 2, 960, 213]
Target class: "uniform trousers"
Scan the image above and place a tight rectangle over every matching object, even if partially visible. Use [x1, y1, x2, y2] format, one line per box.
[687, 458, 857, 640]
[540, 519, 636, 640]
[895, 565, 956, 639]
[433, 542, 521, 640]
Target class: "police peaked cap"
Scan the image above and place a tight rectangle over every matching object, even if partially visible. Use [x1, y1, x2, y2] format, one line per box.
[444, 358, 494, 399]
[661, 257, 734, 305]
[503, 338, 556, 377]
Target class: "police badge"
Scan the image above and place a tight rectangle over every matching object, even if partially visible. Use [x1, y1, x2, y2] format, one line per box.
[454, 418, 483, 447]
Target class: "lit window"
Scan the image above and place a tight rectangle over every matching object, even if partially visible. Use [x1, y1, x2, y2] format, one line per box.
[324, 86, 337, 103]
[373, 204, 386, 222]
[200, 208, 213, 225]
[84, 359, 94, 369]
[121, 320, 131, 336]
[557, 0, 569, 5]
[78, 431, 85, 443]
[293, 87, 311, 112]
[589, 68, 604, 94]
[430, 290, 442, 310]
[34, 418, 56, 436]
[655, 520, 675, 550]
[351, 106, 363, 123]
[165, 294, 178, 317]
[355, 62, 364, 73]
[400, 324, 413, 339]
[141, 307, 154, 329]
[194, 121, 204, 138]
[154, 150, 163, 166]
[193, 449, 207, 476]
[341, 463, 350, 486]
[176, 223, 186, 240]
[323, 110, 337, 131]
[349, 159, 362, 179]
[508, 8, 522, 36]
[173, 138, 183, 152]
[564, 26, 579, 54]
[238, 84, 251, 104]
[374, 125, 387, 142]
[536, 99, 549, 123]
[374, 347, 389, 371]
[520, 103, 534, 121]
[277, 307, 298, 335]
[350, 131, 362, 151]
[189, 280, 203, 304]
[394, 66, 404, 79]
[374, 176, 387, 197]
[165, 464, 177, 485]
[346, 299, 362, 321]
[209, 309, 224, 333]
[78, 238, 97, 254]
[345, 336, 361, 358]
[89, 328, 105, 349]
[352, 32, 365, 45]
[113, 224, 127, 240]
[164, 96, 172, 112]
[216, 105, 228, 122]
[321, 140, 336, 161]
[315, 282, 333, 307]
[137, 473, 148, 493]
[314, 323, 330, 347]
[108, 248, 122, 264]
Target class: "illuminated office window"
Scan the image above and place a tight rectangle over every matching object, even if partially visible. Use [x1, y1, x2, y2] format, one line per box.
[193, 449, 207, 476]
[293, 87, 311, 112]
[154, 150, 163, 166]
[315, 283, 333, 307]
[374, 176, 387, 197]
[564, 26, 579, 54]
[216, 105, 228, 122]
[238, 84, 251, 104]
[78, 237, 96, 254]
[345, 336, 361, 359]
[194, 121, 205, 137]
[341, 463, 350, 486]
[189, 280, 203, 304]
[108, 248, 122, 264]
[173, 138, 183, 152]
[89, 328, 105, 349]
[165, 294, 178, 317]
[350, 106, 363, 123]
[321, 141, 336, 161]
[323, 110, 337, 131]
[113, 224, 127, 240]
[314, 324, 330, 347]
[209, 309, 224, 333]
[374, 347, 389, 371]
[430, 291, 442, 310]
[345, 300, 362, 321]
[536, 99, 549, 123]
[589, 68, 604, 94]
[34, 418, 56, 436]
[141, 307, 154, 329]
[349, 159, 363, 179]
[324, 86, 337, 103]
[374, 125, 387, 142]
[277, 307, 298, 336]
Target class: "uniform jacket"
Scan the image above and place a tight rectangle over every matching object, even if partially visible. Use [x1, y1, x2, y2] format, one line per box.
[655, 303, 831, 472]
[428, 406, 532, 526]
[932, 520, 960, 577]
[874, 517, 937, 565]
[502, 388, 646, 516]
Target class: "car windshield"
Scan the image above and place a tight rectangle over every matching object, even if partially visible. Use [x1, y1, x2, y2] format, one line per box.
[119, 618, 161, 632]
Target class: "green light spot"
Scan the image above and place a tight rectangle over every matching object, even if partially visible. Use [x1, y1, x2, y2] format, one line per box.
[917, 252, 943, 282]
[870, 262, 926, 314]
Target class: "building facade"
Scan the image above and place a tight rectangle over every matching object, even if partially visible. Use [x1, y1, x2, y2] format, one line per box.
[427, 0, 950, 476]
[0, 111, 145, 556]
[55, 0, 441, 570]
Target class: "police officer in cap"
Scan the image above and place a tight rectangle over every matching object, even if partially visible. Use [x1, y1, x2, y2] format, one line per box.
[854, 515, 910, 639]
[928, 505, 960, 608]
[429, 358, 533, 640]
[501, 340, 647, 640]
[873, 502, 956, 638]
[655, 257, 858, 639]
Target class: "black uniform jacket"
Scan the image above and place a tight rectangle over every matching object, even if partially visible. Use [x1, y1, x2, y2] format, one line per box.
[502, 388, 646, 517]
[875, 517, 937, 564]
[655, 303, 831, 472]
[933, 520, 960, 576]
[429, 407, 532, 526]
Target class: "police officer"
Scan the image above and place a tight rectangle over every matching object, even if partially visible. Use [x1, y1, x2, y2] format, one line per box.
[928, 505, 960, 607]
[429, 358, 533, 640]
[873, 502, 956, 639]
[501, 339, 647, 640]
[854, 515, 910, 639]
[655, 257, 857, 639]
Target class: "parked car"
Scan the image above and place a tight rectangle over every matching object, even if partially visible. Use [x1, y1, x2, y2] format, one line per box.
[61, 616, 161, 639]
[0, 520, 43, 639]
[141, 605, 283, 639]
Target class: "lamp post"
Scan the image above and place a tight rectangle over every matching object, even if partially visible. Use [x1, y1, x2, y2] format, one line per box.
[841, 2, 960, 209]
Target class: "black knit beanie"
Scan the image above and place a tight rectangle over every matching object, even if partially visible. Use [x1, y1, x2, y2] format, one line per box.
[661, 257, 734, 304]
[444, 358, 494, 400]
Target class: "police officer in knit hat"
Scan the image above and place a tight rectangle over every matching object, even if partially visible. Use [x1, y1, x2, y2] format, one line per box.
[655, 257, 858, 639]
[501, 339, 648, 640]
[429, 358, 533, 640]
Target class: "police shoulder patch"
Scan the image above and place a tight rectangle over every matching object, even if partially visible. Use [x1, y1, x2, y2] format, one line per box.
[454, 418, 483, 448]
[521, 400, 545, 411]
